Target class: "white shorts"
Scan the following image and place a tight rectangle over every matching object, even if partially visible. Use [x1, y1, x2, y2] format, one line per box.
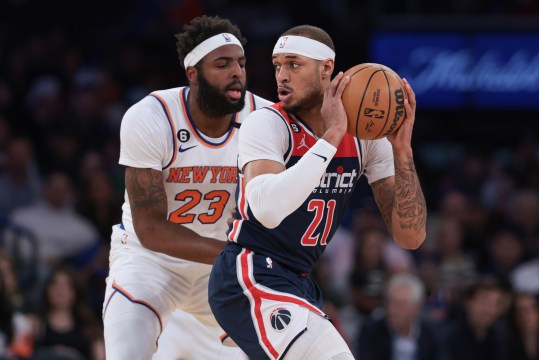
[152, 310, 248, 360]
[103, 225, 215, 325]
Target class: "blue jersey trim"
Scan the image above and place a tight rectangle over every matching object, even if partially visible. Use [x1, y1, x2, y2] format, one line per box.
[149, 94, 176, 170]
[181, 87, 235, 146]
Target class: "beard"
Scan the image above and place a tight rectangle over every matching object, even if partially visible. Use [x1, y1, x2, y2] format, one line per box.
[282, 73, 323, 115]
[196, 70, 246, 118]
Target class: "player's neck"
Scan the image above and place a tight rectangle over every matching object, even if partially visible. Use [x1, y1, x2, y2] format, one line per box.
[188, 93, 233, 138]
[296, 106, 325, 138]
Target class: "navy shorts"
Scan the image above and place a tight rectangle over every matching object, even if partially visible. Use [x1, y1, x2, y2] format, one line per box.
[208, 242, 327, 360]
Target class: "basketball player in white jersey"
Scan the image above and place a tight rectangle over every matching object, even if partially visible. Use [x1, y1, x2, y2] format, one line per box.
[102, 15, 272, 360]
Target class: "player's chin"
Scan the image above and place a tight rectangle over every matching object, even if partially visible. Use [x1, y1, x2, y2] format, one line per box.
[282, 101, 298, 113]
[225, 99, 244, 110]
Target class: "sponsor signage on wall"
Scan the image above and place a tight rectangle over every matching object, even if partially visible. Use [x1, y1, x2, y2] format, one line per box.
[370, 31, 539, 109]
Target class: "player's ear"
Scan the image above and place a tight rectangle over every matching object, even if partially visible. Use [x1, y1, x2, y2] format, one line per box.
[321, 59, 334, 80]
[186, 66, 198, 83]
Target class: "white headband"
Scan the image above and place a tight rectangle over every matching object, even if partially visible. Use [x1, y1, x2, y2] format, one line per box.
[272, 35, 335, 61]
[183, 33, 244, 68]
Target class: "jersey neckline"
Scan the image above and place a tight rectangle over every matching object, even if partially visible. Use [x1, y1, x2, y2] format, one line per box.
[180, 87, 238, 148]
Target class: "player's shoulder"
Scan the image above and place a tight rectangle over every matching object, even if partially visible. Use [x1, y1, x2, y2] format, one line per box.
[236, 92, 274, 124]
[127, 86, 182, 109]
[240, 105, 289, 137]
[243, 105, 280, 123]
[359, 136, 394, 164]
[248, 92, 274, 110]
[150, 86, 184, 101]
[121, 87, 184, 127]
[126, 87, 184, 115]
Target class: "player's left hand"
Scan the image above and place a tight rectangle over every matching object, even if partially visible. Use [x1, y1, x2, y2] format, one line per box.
[387, 78, 416, 152]
[227, 207, 237, 227]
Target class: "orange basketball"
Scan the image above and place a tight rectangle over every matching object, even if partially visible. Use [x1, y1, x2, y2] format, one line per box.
[342, 63, 407, 140]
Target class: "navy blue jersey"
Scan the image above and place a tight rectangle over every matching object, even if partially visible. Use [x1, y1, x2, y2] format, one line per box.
[227, 103, 363, 274]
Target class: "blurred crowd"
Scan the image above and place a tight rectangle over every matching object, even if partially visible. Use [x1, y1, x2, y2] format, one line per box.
[0, 0, 539, 359]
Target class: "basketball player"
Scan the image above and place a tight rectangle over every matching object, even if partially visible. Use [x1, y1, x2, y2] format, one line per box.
[208, 25, 427, 360]
[102, 15, 272, 359]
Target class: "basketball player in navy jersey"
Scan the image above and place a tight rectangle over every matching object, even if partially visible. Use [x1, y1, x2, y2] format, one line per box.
[102, 16, 272, 360]
[208, 25, 427, 360]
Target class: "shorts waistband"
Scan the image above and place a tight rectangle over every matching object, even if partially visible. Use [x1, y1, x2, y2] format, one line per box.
[225, 241, 310, 277]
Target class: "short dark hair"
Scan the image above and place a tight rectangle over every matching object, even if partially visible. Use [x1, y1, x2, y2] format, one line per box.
[281, 25, 335, 52]
[175, 15, 247, 69]
[464, 276, 503, 301]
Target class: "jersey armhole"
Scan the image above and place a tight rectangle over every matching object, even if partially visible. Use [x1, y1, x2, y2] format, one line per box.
[263, 107, 293, 163]
[149, 93, 177, 170]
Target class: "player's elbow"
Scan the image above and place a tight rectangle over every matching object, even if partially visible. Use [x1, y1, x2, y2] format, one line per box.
[133, 221, 157, 250]
[251, 207, 283, 229]
[393, 230, 426, 250]
[245, 175, 285, 229]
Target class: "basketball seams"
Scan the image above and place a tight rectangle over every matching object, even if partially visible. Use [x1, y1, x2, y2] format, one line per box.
[350, 66, 379, 140]
[373, 69, 392, 139]
[350, 64, 373, 138]
[350, 68, 388, 139]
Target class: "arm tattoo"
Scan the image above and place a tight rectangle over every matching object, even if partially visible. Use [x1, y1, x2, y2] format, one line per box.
[394, 158, 427, 232]
[372, 177, 394, 231]
[125, 167, 167, 211]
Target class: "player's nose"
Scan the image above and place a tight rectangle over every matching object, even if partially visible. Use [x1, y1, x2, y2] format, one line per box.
[276, 67, 289, 83]
[230, 61, 244, 78]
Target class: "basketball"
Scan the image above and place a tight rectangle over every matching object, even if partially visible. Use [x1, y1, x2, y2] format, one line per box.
[342, 63, 407, 140]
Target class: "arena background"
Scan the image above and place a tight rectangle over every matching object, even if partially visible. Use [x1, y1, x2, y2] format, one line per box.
[0, 0, 538, 359]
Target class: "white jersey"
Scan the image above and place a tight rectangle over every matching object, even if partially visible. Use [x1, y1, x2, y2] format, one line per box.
[104, 87, 273, 359]
[118, 86, 272, 267]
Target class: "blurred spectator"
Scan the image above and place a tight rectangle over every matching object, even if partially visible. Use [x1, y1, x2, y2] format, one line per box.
[339, 227, 389, 352]
[321, 225, 355, 300]
[357, 272, 442, 360]
[0, 251, 34, 359]
[506, 189, 539, 256]
[0, 116, 11, 170]
[511, 257, 539, 296]
[77, 152, 105, 188]
[74, 168, 121, 315]
[481, 160, 516, 213]
[507, 292, 539, 360]
[435, 217, 477, 316]
[30, 265, 105, 360]
[8, 172, 99, 268]
[482, 227, 524, 280]
[441, 276, 509, 360]
[433, 190, 469, 225]
[0, 253, 15, 357]
[350, 227, 389, 317]
[0, 251, 24, 311]
[351, 199, 387, 235]
[0, 137, 42, 215]
[455, 154, 487, 198]
[25, 75, 63, 128]
[76, 170, 121, 242]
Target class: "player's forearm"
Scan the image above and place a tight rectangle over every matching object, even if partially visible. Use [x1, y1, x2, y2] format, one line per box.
[390, 151, 427, 249]
[126, 167, 225, 264]
[135, 219, 225, 264]
[246, 139, 336, 228]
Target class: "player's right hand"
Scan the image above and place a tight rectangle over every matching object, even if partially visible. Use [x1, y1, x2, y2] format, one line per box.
[321, 71, 350, 147]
